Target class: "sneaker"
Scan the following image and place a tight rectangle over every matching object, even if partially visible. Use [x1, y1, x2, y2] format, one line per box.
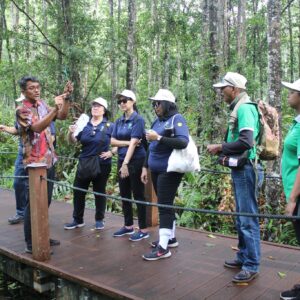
[129, 231, 149, 241]
[232, 270, 259, 283]
[8, 214, 24, 225]
[95, 220, 104, 230]
[25, 245, 32, 254]
[64, 220, 85, 230]
[142, 245, 171, 261]
[50, 239, 60, 246]
[224, 259, 243, 269]
[280, 285, 300, 300]
[151, 237, 179, 248]
[113, 226, 134, 237]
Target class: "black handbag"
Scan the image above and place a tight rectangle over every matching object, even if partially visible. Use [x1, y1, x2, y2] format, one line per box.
[77, 155, 101, 179]
[217, 151, 249, 169]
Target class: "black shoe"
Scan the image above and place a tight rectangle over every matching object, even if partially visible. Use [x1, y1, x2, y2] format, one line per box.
[224, 259, 243, 269]
[142, 245, 171, 261]
[151, 237, 179, 248]
[280, 284, 300, 300]
[50, 239, 60, 246]
[8, 214, 24, 225]
[232, 270, 258, 283]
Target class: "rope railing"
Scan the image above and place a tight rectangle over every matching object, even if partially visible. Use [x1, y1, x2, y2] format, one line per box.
[0, 152, 282, 180]
[41, 176, 299, 221]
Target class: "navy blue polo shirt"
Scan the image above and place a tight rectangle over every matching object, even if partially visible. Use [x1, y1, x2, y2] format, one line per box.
[77, 118, 114, 164]
[112, 111, 146, 162]
[148, 114, 189, 172]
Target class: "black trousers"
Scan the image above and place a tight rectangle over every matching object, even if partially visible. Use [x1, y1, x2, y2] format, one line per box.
[151, 171, 183, 229]
[118, 159, 147, 229]
[24, 166, 55, 247]
[73, 164, 111, 223]
[293, 198, 300, 244]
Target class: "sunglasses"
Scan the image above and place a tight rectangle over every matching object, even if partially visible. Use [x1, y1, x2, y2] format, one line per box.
[152, 101, 161, 108]
[117, 98, 132, 105]
[90, 126, 98, 137]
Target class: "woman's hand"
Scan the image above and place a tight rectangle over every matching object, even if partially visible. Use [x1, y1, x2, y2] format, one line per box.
[146, 130, 160, 142]
[141, 167, 148, 184]
[69, 124, 77, 133]
[285, 200, 297, 216]
[119, 164, 129, 178]
[100, 151, 113, 160]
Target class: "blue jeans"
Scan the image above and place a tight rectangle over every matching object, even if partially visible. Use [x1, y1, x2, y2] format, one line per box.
[231, 163, 261, 272]
[13, 152, 28, 217]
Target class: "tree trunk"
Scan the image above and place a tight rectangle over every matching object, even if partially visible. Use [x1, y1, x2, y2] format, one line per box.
[2, 0, 17, 99]
[264, 0, 282, 241]
[0, 0, 4, 61]
[26, 0, 30, 60]
[109, 0, 117, 118]
[209, 0, 221, 141]
[61, 0, 82, 105]
[126, 0, 136, 91]
[236, 0, 246, 71]
[42, 0, 47, 58]
[288, 5, 294, 81]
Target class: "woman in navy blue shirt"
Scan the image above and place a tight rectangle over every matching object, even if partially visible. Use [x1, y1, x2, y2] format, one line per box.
[141, 89, 189, 261]
[64, 97, 113, 230]
[111, 89, 149, 241]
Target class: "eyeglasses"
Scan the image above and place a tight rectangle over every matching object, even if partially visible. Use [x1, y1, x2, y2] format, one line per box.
[152, 101, 161, 108]
[117, 98, 132, 105]
[90, 126, 98, 137]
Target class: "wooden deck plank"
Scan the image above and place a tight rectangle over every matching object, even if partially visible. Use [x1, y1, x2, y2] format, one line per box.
[0, 189, 299, 300]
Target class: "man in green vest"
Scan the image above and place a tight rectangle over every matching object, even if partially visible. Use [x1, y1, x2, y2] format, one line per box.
[207, 72, 261, 283]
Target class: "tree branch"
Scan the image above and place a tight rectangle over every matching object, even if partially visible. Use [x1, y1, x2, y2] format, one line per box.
[10, 0, 65, 56]
[281, 0, 296, 15]
[83, 62, 111, 102]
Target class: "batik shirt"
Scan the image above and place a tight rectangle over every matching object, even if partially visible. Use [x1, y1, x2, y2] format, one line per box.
[16, 99, 57, 169]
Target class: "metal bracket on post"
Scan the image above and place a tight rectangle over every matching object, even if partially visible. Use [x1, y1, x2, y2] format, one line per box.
[28, 163, 51, 261]
[144, 169, 158, 227]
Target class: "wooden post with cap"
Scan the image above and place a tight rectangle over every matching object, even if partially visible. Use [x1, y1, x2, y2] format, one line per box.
[144, 169, 158, 226]
[28, 163, 51, 261]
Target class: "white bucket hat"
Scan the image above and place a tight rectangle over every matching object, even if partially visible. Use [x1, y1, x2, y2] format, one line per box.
[91, 97, 108, 109]
[213, 72, 247, 90]
[149, 89, 176, 103]
[116, 89, 136, 102]
[282, 79, 300, 92]
[15, 93, 25, 102]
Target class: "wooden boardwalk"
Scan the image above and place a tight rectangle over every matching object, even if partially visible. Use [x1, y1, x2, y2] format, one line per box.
[0, 188, 299, 299]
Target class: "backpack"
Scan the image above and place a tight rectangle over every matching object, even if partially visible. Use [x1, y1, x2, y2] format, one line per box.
[255, 100, 280, 160]
[230, 97, 280, 161]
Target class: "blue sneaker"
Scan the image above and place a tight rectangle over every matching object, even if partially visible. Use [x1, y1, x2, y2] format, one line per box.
[64, 220, 85, 230]
[129, 230, 149, 241]
[95, 220, 104, 230]
[113, 226, 134, 237]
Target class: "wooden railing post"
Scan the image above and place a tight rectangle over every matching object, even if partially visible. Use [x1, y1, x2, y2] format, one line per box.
[28, 163, 50, 261]
[144, 169, 158, 227]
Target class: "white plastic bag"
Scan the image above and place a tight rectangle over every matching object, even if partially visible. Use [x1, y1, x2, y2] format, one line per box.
[167, 135, 200, 173]
[73, 113, 89, 137]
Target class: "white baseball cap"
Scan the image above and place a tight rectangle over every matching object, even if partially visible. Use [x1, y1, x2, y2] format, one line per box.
[282, 79, 300, 92]
[213, 72, 247, 90]
[149, 89, 176, 103]
[15, 93, 25, 102]
[116, 89, 136, 102]
[91, 97, 108, 109]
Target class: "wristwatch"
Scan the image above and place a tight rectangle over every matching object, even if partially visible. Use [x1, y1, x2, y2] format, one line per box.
[157, 135, 162, 141]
